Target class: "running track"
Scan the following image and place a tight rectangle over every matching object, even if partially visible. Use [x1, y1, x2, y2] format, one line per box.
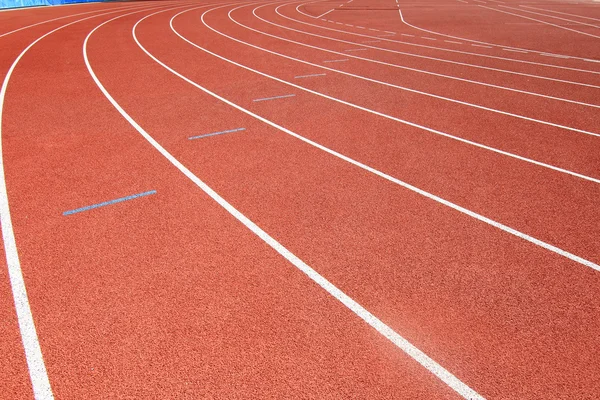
[1, 0, 599, 398]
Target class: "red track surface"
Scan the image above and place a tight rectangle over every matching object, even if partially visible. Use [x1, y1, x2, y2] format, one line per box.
[1, 0, 599, 398]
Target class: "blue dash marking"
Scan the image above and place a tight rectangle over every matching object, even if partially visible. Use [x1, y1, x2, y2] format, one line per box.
[253, 94, 296, 102]
[189, 127, 246, 140]
[63, 190, 156, 216]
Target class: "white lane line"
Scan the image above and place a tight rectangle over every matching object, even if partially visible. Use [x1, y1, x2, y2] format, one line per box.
[499, 4, 600, 29]
[457, 0, 468, 3]
[502, 48, 528, 53]
[255, 5, 600, 110]
[401, 33, 414, 37]
[384, 30, 396, 34]
[479, 5, 600, 39]
[280, 5, 600, 88]
[0, 3, 142, 39]
[315, 8, 335, 19]
[86, 9, 487, 400]
[166, 7, 600, 280]
[471, 43, 492, 48]
[344, 48, 367, 52]
[368, 28, 380, 31]
[323, 58, 349, 62]
[0, 6, 166, 400]
[356, 26, 365, 29]
[584, 58, 600, 63]
[218, 5, 600, 177]
[520, 5, 600, 23]
[444, 40, 463, 44]
[174, 6, 599, 273]
[394, 6, 598, 70]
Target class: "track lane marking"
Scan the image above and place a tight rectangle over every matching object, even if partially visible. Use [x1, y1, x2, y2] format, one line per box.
[395, 4, 595, 62]
[479, 5, 600, 39]
[0, 3, 145, 39]
[83, 8, 488, 400]
[222, 5, 600, 168]
[294, 3, 600, 75]
[170, 7, 598, 272]
[233, 4, 600, 136]
[273, 5, 600, 95]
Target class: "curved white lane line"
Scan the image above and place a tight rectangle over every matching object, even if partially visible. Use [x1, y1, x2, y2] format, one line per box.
[0, 3, 144, 39]
[294, 1, 600, 73]
[499, 5, 600, 28]
[196, 4, 600, 184]
[136, 6, 599, 273]
[225, 3, 600, 136]
[480, 5, 600, 39]
[520, 5, 600, 23]
[263, 4, 600, 109]
[394, 2, 600, 61]
[0, 4, 169, 399]
[86, 7, 486, 400]
[279, 3, 600, 89]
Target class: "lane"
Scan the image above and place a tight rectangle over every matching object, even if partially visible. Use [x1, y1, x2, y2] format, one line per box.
[129, 6, 600, 398]
[1, 4, 464, 398]
[233, 4, 600, 138]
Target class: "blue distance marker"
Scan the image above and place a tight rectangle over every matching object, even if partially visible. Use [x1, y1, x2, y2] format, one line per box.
[63, 190, 156, 216]
[294, 73, 326, 79]
[188, 127, 246, 140]
[253, 94, 296, 102]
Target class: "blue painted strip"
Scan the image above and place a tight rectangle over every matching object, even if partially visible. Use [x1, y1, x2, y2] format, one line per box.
[63, 190, 156, 216]
[253, 94, 296, 102]
[188, 127, 245, 140]
[323, 59, 349, 63]
[294, 73, 326, 79]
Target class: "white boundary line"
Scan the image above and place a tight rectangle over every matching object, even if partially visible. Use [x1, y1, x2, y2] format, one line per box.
[0, 3, 145, 39]
[480, 5, 600, 39]
[520, 5, 600, 23]
[198, 3, 600, 184]
[0, 5, 167, 399]
[266, 4, 600, 107]
[396, 2, 600, 59]
[499, 4, 600, 28]
[295, 1, 600, 70]
[83, 7, 487, 400]
[227, 4, 600, 136]
[138, 5, 598, 274]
